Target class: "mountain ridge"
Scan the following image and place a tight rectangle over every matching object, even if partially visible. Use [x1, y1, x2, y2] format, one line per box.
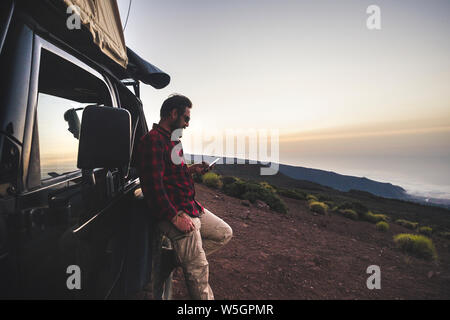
[278, 163, 406, 199]
[186, 155, 407, 199]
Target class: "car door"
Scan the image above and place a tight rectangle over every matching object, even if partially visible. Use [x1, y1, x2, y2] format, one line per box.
[13, 35, 133, 299]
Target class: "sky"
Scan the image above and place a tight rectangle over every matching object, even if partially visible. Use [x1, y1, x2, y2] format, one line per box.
[116, 0, 450, 199]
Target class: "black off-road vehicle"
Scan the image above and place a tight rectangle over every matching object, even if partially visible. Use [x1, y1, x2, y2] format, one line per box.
[0, 0, 169, 298]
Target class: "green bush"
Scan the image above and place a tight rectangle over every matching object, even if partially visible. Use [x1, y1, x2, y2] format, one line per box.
[222, 179, 288, 213]
[336, 201, 368, 215]
[259, 181, 277, 193]
[395, 219, 419, 230]
[362, 211, 388, 223]
[222, 180, 247, 198]
[202, 172, 222, 189]
[242, 191, 259, 204]
[265, 195, 288, 214]
[247, 182, 287, 213]
[376, 221, 390, 232]
[277, 188, 306, 200]
[338, 209, 358, 220]
[221, 176, 239, 186]
[308, 201, 329, 215]
[418, 226, 433, 236]
[306, 194, 318, 202]
[393, 234, 437, 261]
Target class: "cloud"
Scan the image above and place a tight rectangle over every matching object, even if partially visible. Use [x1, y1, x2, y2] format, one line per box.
[280, 116, 450, 143]
[280, 125, 450, 143]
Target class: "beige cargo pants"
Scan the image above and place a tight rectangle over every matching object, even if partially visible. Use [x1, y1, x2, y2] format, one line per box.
[158, 208, 233, 300]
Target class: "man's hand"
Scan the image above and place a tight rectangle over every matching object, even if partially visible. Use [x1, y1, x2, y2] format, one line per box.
[171, 211, 195, 233]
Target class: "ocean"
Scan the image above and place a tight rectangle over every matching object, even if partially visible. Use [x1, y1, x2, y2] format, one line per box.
[282, 155, 450, 201]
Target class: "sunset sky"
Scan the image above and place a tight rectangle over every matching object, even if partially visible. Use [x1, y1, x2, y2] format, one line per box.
[116, 0, 450, 198]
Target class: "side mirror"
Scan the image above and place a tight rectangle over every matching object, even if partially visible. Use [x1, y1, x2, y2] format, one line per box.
[77, 106, 131, 170]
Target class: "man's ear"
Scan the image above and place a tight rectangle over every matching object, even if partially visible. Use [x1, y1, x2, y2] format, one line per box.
[170, 108, 178, 120]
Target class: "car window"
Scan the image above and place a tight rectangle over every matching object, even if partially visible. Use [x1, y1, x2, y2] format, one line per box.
[37, 94, 87, 179]
[36, 49, 112, 181]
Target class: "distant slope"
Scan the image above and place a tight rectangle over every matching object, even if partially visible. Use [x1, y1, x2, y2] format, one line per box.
[188, 155, 407, 199]
[279, 164, 407, 199]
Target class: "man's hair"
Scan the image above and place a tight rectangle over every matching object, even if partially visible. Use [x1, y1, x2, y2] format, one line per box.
[160, 94, 192, 119]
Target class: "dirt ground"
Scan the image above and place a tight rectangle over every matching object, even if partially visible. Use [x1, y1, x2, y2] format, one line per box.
[141, 184, 450, 300]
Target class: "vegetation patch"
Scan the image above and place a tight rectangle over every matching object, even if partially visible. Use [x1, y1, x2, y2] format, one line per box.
[335, 201, 368, 216]
[306, 194, 318, 202]
[221, 176, 240, 186]
[361, 211, 388, 224]
[259, 181, 277, 193]
[337, 209, 358, 220]
[202, 172, 222, 189]
[242, 191, 259, 203]
[376, 221, 390, 232]
[418, 226, 433, 237]
[277, 188, 307, 200]
[308, 201, 329, 215]
[395, 219, 419, 230]
[221, 177, 288, 214]
[222, 180, 247, 198]
[393, 233, 437, 261]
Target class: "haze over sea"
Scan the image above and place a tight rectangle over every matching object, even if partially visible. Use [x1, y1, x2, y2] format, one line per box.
[281, 156, 450, 201]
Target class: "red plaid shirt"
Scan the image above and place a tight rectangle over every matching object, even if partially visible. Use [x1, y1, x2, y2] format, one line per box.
[137, 123, 203, 221]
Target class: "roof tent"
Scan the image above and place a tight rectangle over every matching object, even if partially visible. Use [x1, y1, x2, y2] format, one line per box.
[15, 0, 170, 89]
[63, 0, 128, 68]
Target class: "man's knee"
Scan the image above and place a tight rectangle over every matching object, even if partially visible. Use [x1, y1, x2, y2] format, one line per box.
[222, 224, 233, 245]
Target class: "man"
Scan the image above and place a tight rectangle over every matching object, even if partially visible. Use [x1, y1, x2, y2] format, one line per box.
[137, 94, 233, 300]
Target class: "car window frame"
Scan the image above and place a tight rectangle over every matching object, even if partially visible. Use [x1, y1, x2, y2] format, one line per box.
[23, 35, 117, 193]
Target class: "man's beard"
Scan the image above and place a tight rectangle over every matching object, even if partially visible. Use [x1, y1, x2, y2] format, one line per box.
[170, 116, 185, 131]
[170, 117, 184, 138]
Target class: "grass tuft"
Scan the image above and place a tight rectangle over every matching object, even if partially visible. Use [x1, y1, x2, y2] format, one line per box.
[376, 221, 390, 232]
[395, 219, 419, 230]
[393, 233, 437, 261]
[361, 211, 388, 224]
[418, 226, 433, 237]
[202, 172, 222, 189]
[306, 194, 318, 202]
[338, 209, 358, 220]
[308, 201, 329, 215]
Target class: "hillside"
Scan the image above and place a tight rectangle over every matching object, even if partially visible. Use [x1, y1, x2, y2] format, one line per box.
[213, 163, 450, 232]
[138, 183, 450, 299]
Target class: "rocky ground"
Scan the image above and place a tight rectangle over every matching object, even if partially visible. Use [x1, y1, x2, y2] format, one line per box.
[140, 184, 450, 300]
